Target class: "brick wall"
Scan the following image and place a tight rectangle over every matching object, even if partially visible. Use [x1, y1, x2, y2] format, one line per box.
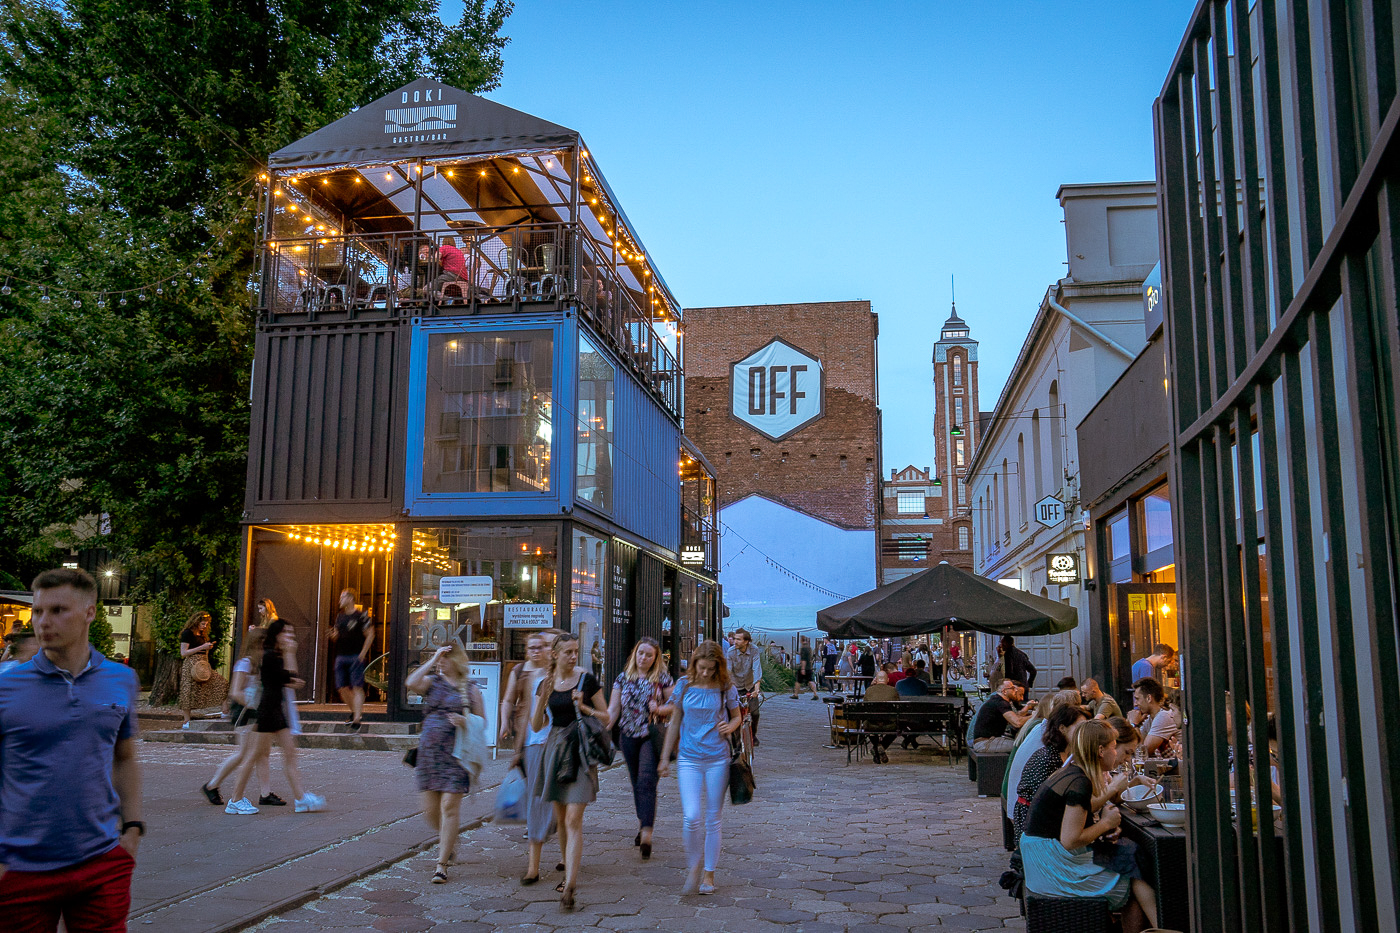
[683, 302, 880, 531]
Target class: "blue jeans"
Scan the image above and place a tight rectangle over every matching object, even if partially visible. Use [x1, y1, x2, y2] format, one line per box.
[677, 756, 729, 872]
[619, 732, 660, 829]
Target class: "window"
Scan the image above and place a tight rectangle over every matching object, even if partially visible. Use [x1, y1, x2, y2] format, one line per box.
[572, 529, 608, 682]
[423, 330, 553, 494]
[955, 438, 965, 466]
[953, 356, 963, 386]
[576, 334, 614, 511]
[883, 538, 928, 561]
[896, 491, 924, 514]
[958, 477, 967, 505]
[1017, 434, 1027, 525]
[1141, 487, 1172, 554]
[958, 526, 970, 550]
[954, 397, 964, 425]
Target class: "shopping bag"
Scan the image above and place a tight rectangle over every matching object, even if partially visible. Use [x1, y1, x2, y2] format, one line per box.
[494, 767, 527, 823]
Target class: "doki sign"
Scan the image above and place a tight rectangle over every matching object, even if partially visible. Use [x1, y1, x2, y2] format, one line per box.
[730, 338, 825, 441]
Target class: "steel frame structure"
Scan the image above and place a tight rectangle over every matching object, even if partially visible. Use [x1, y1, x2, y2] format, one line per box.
[1155, 2, 1400, 931]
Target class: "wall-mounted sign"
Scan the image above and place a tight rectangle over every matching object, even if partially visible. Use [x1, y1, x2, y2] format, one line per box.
[681, 545, 705, 566]
[439, 575, 493, 604]
[730, 338, 825, 441]
[1142, 261, 1163, 338]
[1034, 495, 1066, 528]
[1046, 552, 1081, 585]
[503, 603, 554, 628]
[1128, 593, 1147, 612]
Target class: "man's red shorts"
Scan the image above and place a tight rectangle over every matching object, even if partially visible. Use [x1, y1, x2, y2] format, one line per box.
[1, 843, 135, 932]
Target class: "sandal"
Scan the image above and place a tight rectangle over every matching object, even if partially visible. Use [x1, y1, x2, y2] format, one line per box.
[555, 862, 566, 872]
[555, 880, 567, 893]
[431, 868, 448, 884]
[520, 874, 540, 886]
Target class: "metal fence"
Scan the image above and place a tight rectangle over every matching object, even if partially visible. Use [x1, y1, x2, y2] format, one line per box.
[1155, 2, 1399, 931]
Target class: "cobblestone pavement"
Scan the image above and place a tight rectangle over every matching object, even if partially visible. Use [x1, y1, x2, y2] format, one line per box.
[249, 695, 1024, 932]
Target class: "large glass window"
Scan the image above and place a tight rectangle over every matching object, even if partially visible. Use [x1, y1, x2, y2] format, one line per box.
[1141, 487, 1173, 554]
[576, 335, 615, 511]
[896, 491, 924, 514]
[405, 524, 558, 706]
[422, 330, 553, 493]
[572, 529, 608, 684]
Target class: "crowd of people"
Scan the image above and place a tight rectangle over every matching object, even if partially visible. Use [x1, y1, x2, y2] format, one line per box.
[973, 666, 1189, 932]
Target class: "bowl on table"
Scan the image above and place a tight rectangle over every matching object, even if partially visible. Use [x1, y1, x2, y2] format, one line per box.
[1147, 802, 1187, 826]
[1120, 784, 1165, 812]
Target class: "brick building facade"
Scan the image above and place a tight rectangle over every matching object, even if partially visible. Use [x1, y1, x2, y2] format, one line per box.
[682, 301, 881, 635]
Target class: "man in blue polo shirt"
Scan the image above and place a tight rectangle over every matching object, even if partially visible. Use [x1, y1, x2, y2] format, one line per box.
[0, 568, 144, 932]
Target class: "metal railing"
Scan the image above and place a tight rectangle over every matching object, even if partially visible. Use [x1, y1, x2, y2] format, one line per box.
[256, 222, 681, 415]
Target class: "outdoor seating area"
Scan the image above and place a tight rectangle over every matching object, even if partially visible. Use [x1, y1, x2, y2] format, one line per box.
[259, 92, 684, 416]
[834, 696, 969, 765]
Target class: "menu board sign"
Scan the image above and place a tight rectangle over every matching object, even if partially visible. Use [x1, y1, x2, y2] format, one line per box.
[611, 540, 637, 626]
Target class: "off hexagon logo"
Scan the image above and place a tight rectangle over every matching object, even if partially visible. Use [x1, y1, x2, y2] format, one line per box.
[729, 338, 825, 442]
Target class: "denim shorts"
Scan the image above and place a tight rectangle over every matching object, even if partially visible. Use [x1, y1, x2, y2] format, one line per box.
[334, 654, 366, 689]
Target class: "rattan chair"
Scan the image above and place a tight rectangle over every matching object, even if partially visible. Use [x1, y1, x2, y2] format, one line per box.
[1025, 894, 1112, 933]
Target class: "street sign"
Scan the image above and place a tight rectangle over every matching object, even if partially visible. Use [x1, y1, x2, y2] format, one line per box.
[1045, 552, 1080, 585]
[1034, 495, 1066, 528]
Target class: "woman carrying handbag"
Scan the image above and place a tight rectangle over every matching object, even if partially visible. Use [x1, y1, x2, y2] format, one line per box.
[178, 611, 228, 729]
[659, 640, 742, 896]
[530, 633, 609, 910]
[607, 637, 674, 860]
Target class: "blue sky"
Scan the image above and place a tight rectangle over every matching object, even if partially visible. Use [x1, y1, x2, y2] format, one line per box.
[443, 1, 1197, 470]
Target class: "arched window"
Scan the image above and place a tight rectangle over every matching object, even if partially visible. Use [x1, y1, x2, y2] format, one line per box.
[1031, 409, 1043, 500]
[1017, 433, 1027, 526]
[1048, 381, 1063, 492]
[1001, 458, 1011, 540]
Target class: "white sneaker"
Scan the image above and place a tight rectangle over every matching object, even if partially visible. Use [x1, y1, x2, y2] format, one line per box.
[294, 793, 326, 812]
[181, 722, 192, 730]
[225, 798, 258, 815]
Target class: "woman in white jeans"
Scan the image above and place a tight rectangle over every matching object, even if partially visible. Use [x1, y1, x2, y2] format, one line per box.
[659, 640, 742, 895]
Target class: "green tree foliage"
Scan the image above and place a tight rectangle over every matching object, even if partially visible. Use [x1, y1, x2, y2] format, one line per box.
[0, 0, 512, 692]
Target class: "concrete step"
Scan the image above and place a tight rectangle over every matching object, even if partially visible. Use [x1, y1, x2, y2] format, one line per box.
[142, 730, 421, 752]
[178, 719, 419, 735]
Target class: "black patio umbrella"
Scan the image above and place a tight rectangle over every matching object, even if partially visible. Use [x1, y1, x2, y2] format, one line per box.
[816, 561, 1078, 639]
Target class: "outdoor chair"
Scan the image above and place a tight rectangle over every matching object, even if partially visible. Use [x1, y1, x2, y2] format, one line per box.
[498, 246, 527, 297]
[1025, 894, 1112, 933]
[535, 243, 563, 297]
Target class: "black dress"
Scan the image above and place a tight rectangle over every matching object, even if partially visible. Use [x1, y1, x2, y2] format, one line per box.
[256, 650, 292, 733]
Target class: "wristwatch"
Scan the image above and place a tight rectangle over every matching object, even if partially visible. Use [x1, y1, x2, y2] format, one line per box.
[122, 821, 146, 837]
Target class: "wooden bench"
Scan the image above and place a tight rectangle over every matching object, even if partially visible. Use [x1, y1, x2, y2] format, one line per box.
[838, 697, 969, 764]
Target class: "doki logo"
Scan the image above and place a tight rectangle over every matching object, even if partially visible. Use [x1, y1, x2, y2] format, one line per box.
[730, 338, 825, 441]
[385, 86, 456, 139]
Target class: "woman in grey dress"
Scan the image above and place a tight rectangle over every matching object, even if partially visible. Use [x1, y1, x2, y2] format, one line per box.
[530, 633, 609, 910]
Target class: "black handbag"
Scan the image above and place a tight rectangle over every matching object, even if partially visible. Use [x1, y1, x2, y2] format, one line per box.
[728, 732, 756, 805]
[574, 680, 615, 768]
[402, 745, 418, 767]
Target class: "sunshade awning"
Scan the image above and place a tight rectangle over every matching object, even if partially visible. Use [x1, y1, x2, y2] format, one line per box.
[817, 562, 1078, 639]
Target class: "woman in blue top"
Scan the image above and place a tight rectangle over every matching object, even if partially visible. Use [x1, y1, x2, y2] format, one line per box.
[659, 640, 742, 895]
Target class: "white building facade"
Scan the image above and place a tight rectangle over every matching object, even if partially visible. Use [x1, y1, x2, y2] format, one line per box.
[968, 182, 1158, 689]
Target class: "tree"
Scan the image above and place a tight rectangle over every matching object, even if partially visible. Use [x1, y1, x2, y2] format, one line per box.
[0, 0, 512, 700]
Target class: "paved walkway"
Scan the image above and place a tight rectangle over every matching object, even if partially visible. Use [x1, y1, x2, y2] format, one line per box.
[238, 695, 1025, 932]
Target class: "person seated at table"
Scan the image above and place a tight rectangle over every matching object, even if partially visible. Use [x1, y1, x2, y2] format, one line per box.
[971, 679, 1035, 754]
[895, 672, 930, 697]
[1019, 720, 1159, 932]
[1004, 688, 1087, 814]
[1080, 678, 1123, 720]
[1127, 677, 1180, 756]
[1012, 703, 1088, 841]
[912, 659, 933, 684]
[883, 662, 906, 686]
[1055, 676, 1078, 691]
[430, 237, 468, 297]
[862, 672, 901, 763]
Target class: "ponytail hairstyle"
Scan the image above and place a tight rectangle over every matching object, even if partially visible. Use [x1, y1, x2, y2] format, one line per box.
[1041, 702, 1088, 753]
[1068, 719, 1118, 794]
[549, 633, 579, 679]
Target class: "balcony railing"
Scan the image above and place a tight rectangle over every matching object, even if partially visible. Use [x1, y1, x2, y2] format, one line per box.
[256, 222, 680, 416]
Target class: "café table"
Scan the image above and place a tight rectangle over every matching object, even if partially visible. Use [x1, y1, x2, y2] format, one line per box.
[1118, 808, 1190, 932]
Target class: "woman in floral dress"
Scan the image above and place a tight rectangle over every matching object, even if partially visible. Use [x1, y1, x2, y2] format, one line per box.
[407, 645, 483, 884]
[607, 636, 674, 860]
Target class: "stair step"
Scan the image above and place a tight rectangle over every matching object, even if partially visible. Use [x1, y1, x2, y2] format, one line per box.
[173, 719, 419, 735]
[142, 730, 422, 751]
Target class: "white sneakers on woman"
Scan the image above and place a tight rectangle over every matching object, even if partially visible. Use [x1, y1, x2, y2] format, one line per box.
[225, 794, 325, 814]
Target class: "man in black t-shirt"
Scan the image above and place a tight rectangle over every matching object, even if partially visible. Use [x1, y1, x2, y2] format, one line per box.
[331, 588, 375, 730]
[971, 679, 1035, 754]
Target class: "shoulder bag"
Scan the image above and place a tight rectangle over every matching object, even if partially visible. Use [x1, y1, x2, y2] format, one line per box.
[191, 653, 213, 683]
[573, 674, 615, 768]
[726, 687, 756, 805]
